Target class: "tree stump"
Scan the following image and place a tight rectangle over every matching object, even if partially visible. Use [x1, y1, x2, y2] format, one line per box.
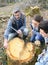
[6, 38, 35, 65]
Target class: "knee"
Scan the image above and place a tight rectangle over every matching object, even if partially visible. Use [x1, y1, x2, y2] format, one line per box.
[8, 34, 13, 38]
[8, 33, 16, 41]
[35, 34, 44, 42]
[8, 33, 15, 38]
[35, 35, 41, 41]
[23, 28, 29, 36]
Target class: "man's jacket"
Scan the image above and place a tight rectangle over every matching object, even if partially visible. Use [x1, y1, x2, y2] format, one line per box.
[4, 13, 26, 39]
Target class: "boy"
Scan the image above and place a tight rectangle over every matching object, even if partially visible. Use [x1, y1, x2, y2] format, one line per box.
[35, 20, 48, 65]
[30, 14, 44, 43]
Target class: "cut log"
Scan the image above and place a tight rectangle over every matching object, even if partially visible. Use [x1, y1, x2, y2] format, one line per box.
[6, 38, 24, 60]
[20, 42, 35, 63]
[6, 38, 35, 63]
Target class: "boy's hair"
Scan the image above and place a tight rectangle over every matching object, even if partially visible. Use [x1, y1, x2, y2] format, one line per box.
[38, 20, 48, 33]
[33, 14, 43, 23]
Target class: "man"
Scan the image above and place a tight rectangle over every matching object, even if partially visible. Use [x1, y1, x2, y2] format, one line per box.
[35, 20, 48, 65]
[30, 14, 44, 43]
[4, 8, 28, 48]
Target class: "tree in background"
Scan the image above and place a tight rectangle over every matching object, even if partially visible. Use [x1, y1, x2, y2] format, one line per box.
[0, 0, 48, 9]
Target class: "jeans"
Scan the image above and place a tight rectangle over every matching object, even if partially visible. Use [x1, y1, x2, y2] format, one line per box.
[8, 33, 18, 41]
[30, 31, 45, 43]
[8, 28, 29, 41]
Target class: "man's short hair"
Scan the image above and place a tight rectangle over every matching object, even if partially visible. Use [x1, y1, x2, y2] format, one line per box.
[38, 20, 48, 33]
[33, 14, 43, 23]
[12, 8, 20, 14]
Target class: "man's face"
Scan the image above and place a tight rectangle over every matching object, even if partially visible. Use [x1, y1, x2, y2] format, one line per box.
[40, 29, 48, 37]
[14, 12, 21, 20]
[32, 20, 39, 28]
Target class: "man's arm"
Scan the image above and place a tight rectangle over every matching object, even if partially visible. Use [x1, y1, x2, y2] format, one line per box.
[4, 19, 12, 39]
[4, 16, 13, 48]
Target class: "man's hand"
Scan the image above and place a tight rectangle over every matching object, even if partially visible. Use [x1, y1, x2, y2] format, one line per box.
[4, 39, 8, 49]
[17, 30, 23, 38]
[17, 30, 22, 35]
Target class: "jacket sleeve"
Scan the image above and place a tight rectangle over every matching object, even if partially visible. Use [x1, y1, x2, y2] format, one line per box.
[19, 16, 26, 31]
[4, 17, 13, 39]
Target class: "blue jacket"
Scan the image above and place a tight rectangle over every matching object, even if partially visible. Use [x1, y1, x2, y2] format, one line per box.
[4, 13, 26, 39]
[30, 23, 45, 43]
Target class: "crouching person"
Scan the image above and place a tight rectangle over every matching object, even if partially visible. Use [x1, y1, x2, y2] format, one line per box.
[4, 8, 28, 49]
[35, 20, 48, 65]
[30, 14, 44, 44]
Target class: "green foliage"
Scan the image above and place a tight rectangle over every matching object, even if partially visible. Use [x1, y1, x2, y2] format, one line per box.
[24, 6, 40, 17]
[0, 47, 7, 65]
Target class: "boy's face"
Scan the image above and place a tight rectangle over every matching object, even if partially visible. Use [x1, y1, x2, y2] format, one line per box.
[40, 29, 48, 38]
[14, 12, 21, 20]
[32, 20, 39, 28]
